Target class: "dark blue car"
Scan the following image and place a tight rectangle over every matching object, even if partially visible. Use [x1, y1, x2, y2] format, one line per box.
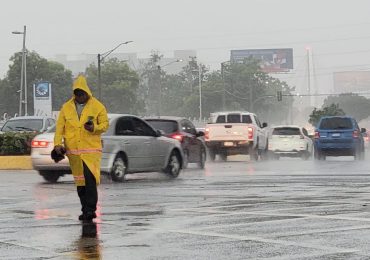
[314, 116, 365, 160]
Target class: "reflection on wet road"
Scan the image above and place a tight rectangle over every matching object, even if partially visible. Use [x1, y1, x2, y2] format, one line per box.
[2, 155, 370, 259]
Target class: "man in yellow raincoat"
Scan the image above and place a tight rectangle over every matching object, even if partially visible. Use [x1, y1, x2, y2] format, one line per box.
[54, 75, 109, 221]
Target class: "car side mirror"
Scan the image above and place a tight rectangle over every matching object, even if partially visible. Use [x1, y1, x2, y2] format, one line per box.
[196, 131, 205, 137]
[155, 130, 162, 137]
[361, 128, 366, 133]
[262, 122, 268, 128]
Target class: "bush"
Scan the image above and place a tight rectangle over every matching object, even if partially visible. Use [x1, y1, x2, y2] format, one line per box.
[0, 132, 38, 155]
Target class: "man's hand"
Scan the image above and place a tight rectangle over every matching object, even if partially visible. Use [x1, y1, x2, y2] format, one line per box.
[54, 145, 65, 155]
[84, 122, 94, 132]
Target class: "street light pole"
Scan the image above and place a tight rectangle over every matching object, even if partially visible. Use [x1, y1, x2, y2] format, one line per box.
[198, 65, 202, 121]
[23, 26, 27, 116]
[221, 61, 230, 111]
[156, 59, 183, 116]
[12, 25, 27, 116]
[97, 41, 133, 100]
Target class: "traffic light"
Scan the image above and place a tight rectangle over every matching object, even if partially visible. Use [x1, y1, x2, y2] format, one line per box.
[277, 91, 282, 101]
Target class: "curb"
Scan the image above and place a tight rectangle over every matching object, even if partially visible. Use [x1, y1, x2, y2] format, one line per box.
[0, 156, 33, 170]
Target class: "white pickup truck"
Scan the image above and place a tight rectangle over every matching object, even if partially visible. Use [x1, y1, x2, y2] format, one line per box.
[204, 111, 269, 161]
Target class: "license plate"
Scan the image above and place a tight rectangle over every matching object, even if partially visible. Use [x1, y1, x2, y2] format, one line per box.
[224, 142, 234, 147]
[332, 133, 340, 137]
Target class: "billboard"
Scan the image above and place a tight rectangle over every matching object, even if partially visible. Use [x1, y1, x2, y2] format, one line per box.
[333, 71, 370, 94]
[33, 81, 52, 116]
[230, 48, 293, 73]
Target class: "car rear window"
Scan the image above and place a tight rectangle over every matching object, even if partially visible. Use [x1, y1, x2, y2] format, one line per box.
[272, 127, 300, 135]
[145, 120, 178, 134]
[1, 119, 43, 132]
[319, 117, 353, 130]
[216, 114, 252, 123]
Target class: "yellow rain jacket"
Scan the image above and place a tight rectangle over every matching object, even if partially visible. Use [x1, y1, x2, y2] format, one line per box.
[54, 76, 109, 186]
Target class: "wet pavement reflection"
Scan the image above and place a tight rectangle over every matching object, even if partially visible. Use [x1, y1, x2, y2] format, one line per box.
[3, 155, 370, 259]
[74, 222, 101, 259]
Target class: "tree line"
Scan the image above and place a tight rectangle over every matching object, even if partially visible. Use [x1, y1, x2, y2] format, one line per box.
[1, 51, 369, 125]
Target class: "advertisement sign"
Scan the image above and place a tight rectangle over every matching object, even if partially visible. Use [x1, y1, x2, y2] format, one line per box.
[333, 71, 370, 94]
[230, 48, 293, 73]
[33, 82, 52, 116]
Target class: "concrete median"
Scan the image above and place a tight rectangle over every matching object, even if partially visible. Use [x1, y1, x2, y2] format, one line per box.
[0, 156, 33, 170]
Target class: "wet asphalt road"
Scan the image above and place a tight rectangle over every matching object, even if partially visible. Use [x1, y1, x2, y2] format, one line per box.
[2, 155, 370, 259]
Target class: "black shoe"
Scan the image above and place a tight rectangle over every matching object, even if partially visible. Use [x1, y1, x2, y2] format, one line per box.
[78, 212, 97, 221]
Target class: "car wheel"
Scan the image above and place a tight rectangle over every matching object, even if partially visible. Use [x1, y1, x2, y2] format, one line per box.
[110, 155, 128, 182]
[164, 150, 181, 178]
[267, 151, 275, 160]
[40, 171, 60, 183]
[198, 149, 206, 169]
[208, 148, 216, 162]
[354, 147, 364, 161]
[301, 148, 311, 160]
[315, 149, 325, 160]
[249, 146, 258, 161]
[220, 151, 227, 161]
[182, 150, 189, 169]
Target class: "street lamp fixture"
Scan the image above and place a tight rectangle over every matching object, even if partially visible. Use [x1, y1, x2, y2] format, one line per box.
[97, 41, 133, 100]
[12, 25, 27, 116]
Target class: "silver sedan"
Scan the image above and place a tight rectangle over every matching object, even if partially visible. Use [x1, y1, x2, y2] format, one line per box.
[31, 114, 184, 183]
[101, 114, 184, 182]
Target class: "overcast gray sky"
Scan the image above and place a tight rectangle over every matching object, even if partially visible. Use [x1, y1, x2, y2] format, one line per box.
[2, 0, 370, 94]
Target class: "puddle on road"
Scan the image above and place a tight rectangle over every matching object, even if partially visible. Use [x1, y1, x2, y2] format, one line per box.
[13, 210, 34, 215]
[119, 244, 150, 248]
[127, 222, 150, 226]
[104, 210, 164, 217]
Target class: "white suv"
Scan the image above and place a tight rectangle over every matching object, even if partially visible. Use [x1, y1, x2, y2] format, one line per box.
[268, 125, 313, 160]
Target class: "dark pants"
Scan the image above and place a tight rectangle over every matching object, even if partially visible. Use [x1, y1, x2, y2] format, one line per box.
[77, 162, 97, 214]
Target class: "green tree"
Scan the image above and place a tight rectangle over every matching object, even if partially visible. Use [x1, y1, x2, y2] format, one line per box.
[159, 58, 209, 118]
[137, 52, 163, 115]
[85, 58, 142, 114]
[2, 51, 73, 116]
[323, 93, 370, 122]
[308, 103, 345, 126]
[200, 58, 294, 123]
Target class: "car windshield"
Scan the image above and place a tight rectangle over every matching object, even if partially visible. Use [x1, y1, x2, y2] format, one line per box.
[319, 118, 352, 130]
[145, 120, 178, 134]
[1, 119, 43, 132]
[272, 127, 300, 135]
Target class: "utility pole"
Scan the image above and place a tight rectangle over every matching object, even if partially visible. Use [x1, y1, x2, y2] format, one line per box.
[157, 65, 161, 116]
[97, 53, 101, 100]
[198, 65, 202, 121]
[221, 62, 226, 111]
[249, 84, 253, 112]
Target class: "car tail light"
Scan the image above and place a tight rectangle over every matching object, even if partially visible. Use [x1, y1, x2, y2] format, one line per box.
[205, 128, 210, 140]
[31, 140, 50, 148]
[314, 131, 320, 139]
[248, 127, 253, 139]
[353, 130, 359, 138]
[170, 133, 184, 142]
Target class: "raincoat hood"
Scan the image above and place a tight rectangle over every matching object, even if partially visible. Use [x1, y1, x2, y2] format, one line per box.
[72, 75, 92, 97]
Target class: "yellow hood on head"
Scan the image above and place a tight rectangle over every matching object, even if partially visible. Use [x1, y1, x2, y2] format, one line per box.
[72, 75, 92, 97]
